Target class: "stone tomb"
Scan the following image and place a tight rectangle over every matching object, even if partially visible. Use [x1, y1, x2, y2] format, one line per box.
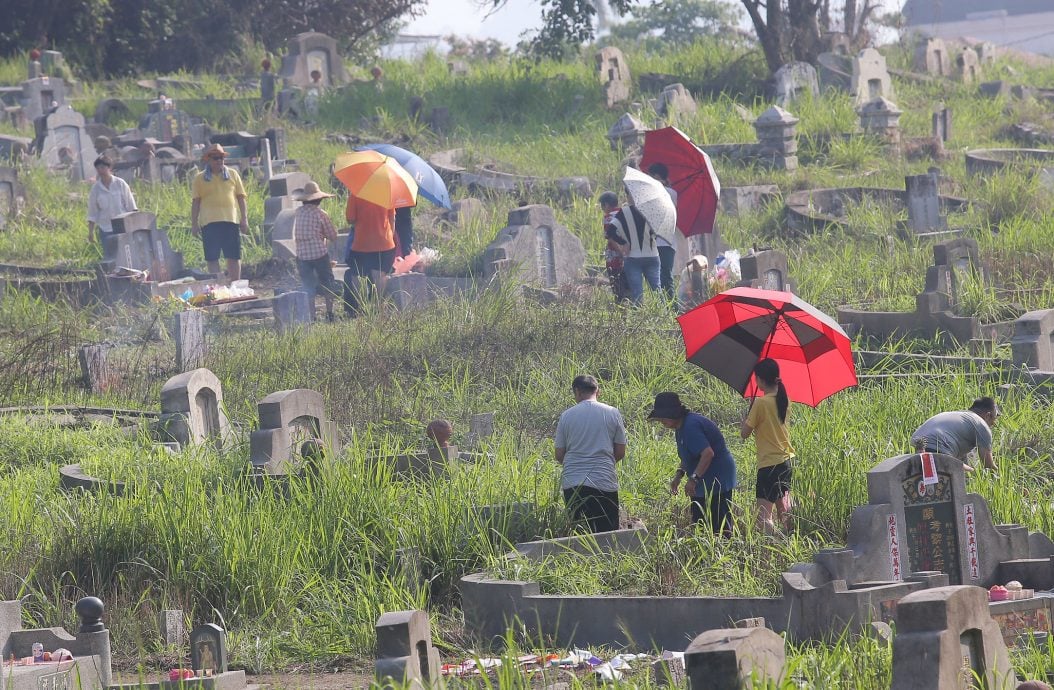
[137, 99, 192, 145]
[263, 171, 310, 240]
[606, 112, 647, 151]
[0, 596, 112, 690]
[483, 205, 586, 290]
[0, 167, 26, 230]
[905, 170, 946, 234]
[914, 37, 949, 77]
[850, 48, 893, 106]
[20, 76, 66, 122]
[890, 586, 1013, 690]
[279, 32, 349, 88]
[957, 47, 981, 84]
[189, 624, 228, 675]
[103, 211, 185, 281]
[249, 389, 338, 475]
[595, 46, 631, 108]
[461, 452, 1054, 650]
[157, 368, 230, 450]
[773, 61, 819, 106]
[374, 610, 440, 689]
[656, 83, 697, 120]
[1011, 309, 1054, 373]
[837, 239, 986, 344]
[737, 249, 795, 293]
[39, 105, 95, 181]
[683, 626, 785, 690]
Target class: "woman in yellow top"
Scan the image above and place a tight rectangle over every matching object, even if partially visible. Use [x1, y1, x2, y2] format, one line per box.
[740, 358, 795, 534]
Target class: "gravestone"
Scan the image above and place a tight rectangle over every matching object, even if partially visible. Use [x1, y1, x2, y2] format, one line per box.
[20, 76, 66, 122]
[1011, 309, 1054, 372]
[0, 134, 32, 162]
[657, 83, 697, 120]
[719, 185, 779, 216]
[249, 389, 338, 475]
[279, 32, 349, 88]
[263, 171, 310, 240]
[159, 610, 184, 647]
[914, 37, 948, 76]
[466, 412, 495, 448]
[977, 42, 998, 67]
[40, 51, 72, 80]
[737, 250, 795, 293]
[932, 107, 952, 143]
[189, 623, 228, 675]
[375, 610, 440, 690]
[270, 207, 298, 260]
[850, 48, 893, 105]
[683, 627, 785, 690]
[773, 62, 819, 106]
[384, 273, 429, 311]
[920, 238, 987, 316]
[447, 60, 469, 77]
[858, 97, 902, 145]
[890, 586, 1013, 690]
[174, 310, 207, 372]
[137, 99, 191, 143]
[905, 172, 946, 234]
[105, 211, 184, 281]
[595, 46, 631, 108]
[956, 47, 981, 84]
[428, 106, 450, 134]
[444, 197, 486, 227]
[483, 205, 586, 289]
[607, 112, 646, 151]
[78, 344, 113, 394]
[0, 167, 25, 230]
[40, 104, 95, 181]
[753, 106, 799, 171]
[158, 368, 230, 449]
[273, 290, 313, 331]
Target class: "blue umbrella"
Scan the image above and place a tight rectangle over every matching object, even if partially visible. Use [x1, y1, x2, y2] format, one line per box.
[356, 143, 452, 209]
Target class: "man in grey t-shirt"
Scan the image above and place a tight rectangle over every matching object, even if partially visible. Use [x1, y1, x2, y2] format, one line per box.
[555, 375, 628, 533]
[911, 397, 999, 471]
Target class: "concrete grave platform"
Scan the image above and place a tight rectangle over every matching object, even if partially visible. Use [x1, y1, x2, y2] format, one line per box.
[965, 147, 1054, 178]
[784, 186, 967, 235]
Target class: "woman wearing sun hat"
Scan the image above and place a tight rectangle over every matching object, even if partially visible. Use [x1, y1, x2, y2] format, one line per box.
[649, 392, 737, 536]
[293, 180, 340, 321]
[191, 143, 249, 281]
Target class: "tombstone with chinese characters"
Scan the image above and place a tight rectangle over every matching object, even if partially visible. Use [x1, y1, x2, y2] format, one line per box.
[137, 98, 192, 145]
[483, 205, 586, 289]
[0, 166, 26, 230]
[595, 46, 631, 108]
[102, 211, 184, 282]
[249, 389, 339, 475]
[850, 48, 893, 106]
[20, 76, 66, 122]
[40, 105, 95, 181]
[279, 32, 349, 88]
[737, 249, 795, 293]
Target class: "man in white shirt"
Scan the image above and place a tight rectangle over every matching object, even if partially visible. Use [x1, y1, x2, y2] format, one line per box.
[87, 156, 137, 243]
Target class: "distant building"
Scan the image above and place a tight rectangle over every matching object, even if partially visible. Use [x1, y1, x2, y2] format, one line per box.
[902, 1, 1054, 56]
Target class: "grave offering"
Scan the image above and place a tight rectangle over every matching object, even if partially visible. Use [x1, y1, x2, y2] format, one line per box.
[462, 452, 1054, 649]
[773, 62, 819, 106]
[0, 166, 26, 230]
[374, 610, 441, 689]
[484, 205, 586, 290]
[249, 389, 338, 475]
[838, 239, 986, 343]
[157, 368, 230, 450]
[39, 104, 95, 181]
[595, 46, 631, 108]
[279, 32, 349, 88]
[850, 48, 893, 105]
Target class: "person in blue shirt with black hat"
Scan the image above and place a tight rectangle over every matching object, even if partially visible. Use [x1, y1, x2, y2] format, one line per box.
[649, 392, 737, 536]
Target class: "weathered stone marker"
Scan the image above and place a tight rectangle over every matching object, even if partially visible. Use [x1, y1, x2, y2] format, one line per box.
[890, 586, 1013, 690]
[78, 343, 113, 394]
[189, 623, 228, 675]
[249, 389, 338, 475]
[484, 205, 586, 289]
[1011, 309, 1054, 372]
[158, 368, 230, 449]
[159, 609, 184, 647]
[174, 310, 207, 372]
[273, 290, 313, 330]
[375, 610, 440, 689]
[683, 626, 785, 690]
[905, 171, 946, 234]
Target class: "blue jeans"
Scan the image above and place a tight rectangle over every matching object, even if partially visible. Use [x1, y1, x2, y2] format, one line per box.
[623, 256, 661, 305]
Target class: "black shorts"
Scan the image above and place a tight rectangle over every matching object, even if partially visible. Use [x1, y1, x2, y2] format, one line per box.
[297, 255, 338, 297]
[756, 461, 793, 503]
[563, 486, 619, 534]
[202, 221, 241, 261]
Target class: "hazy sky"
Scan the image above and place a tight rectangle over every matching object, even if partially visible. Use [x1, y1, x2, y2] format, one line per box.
[404, 0, 907, 46]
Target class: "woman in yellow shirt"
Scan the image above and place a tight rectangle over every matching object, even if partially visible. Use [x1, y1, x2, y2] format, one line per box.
[740, 358, 795, 534]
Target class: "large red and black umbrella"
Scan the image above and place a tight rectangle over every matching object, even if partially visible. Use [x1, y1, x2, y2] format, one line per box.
[677, 287, 857, 407]
[640, 126, 721, 237]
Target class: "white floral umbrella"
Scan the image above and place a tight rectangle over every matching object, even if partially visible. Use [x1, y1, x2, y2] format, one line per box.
[623, 166, 677, 243]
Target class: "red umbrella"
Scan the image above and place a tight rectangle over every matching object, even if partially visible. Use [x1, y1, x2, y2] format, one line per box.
[677, 287, 857, 407]
[640, 126, 721, 237]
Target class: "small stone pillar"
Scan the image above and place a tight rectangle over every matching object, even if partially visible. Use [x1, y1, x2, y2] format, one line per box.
[160, 610, 184, 646]
[607, 112, 646, 151]
[173, 310, 207, 372]
[752, 106, 799, 170]
[858, 96, 902, 145]
[905, 170, 946, 233]
[78, 343, 113, 394]
[273, 290, 313, 330]
[76, 596, 112, 687]
[932, 107, 952, 143]
[684, 626, 786, 690]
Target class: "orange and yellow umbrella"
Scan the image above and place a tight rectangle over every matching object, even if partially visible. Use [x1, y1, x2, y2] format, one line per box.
[334, 150, 418, 209]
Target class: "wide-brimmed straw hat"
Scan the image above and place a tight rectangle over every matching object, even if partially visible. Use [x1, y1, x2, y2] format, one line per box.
[201, 143, 228, 161]
[294, 181, 335, 201]
[647, 392, 688, 420]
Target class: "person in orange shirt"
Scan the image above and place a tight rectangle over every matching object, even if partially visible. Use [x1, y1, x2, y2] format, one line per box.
[343, 195, 397, 316]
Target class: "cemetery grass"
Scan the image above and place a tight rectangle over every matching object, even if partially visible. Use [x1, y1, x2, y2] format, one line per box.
[1, 41, 1054, 687]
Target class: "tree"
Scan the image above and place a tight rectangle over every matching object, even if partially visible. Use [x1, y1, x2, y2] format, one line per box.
[607, 0, 742, 48]
[491, 0, 635, 59]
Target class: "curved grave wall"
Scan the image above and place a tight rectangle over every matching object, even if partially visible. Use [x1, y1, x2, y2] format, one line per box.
[965, 148, 1054, 177]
